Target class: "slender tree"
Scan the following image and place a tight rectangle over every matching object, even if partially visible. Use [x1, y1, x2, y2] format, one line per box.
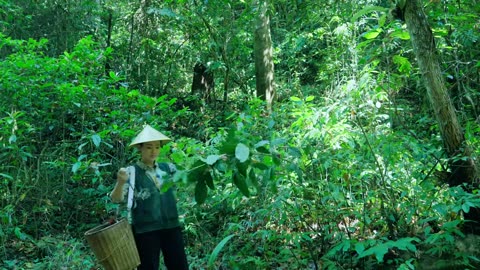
[403, 0, 479, 233]
[254, 0, 275, 111]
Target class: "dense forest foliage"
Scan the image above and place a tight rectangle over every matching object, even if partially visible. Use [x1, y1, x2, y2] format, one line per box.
[1, 0, 480, 269]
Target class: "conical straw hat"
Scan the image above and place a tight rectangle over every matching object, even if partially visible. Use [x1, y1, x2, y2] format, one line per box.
[129, 125, 171, 146]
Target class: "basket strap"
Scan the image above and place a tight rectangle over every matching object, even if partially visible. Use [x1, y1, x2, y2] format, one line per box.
[127, 166, 136, 220]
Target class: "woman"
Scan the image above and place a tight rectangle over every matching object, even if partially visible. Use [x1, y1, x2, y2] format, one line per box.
[110, 124, 189, 270]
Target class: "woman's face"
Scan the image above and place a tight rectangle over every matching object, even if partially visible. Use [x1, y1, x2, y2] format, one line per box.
[138, 141, 161, 166]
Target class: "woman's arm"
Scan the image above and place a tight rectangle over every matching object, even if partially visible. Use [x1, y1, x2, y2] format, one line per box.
[110, 167, 128, 203]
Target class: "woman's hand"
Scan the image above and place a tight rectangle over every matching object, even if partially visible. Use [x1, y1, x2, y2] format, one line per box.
[111, 167, 129, 203]
[117, 168, 129, 184]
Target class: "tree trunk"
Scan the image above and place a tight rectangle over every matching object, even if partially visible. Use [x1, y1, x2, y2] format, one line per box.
[404, 0, 479, 233]
[191, 62, 214, 102]
[104, 8, 113, 75]
[254, 0, 275, 111]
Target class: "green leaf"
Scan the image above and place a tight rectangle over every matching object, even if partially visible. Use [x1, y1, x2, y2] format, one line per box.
[271, 138, 287, 146]
[351, 6, 389, 23]
[462, 203, 470, 213]
[109, 71, 119, 81]
[305, 96, 315, 102]
[256, 146, 270, 154]
[442, 220, 461, 230]
[363, 29, 382, 39]
[248, 168, 259, 189]
[254, 140, 269, 148]
[195, 179, 207, 204]
[147, 7, 179, 19]
[14, 227, 27, 240]
[204, 170, 214, 190]
[288, 147, 302, 158]
[237, 161, 249, 177]
[214, 160, 227, 173]
[391, 29, 411, 40]
[188, 161, 206, 183]
[355, 242, 365, 255]
[173, 169, 188, 184]
[92, 134, 101, 148]
[255, 140, 270, 154]
[219, 128, 238, 154]
[273, 154, 282, 166]
[358, 238, 419, 263]
[342, 239, 351, 252]
[0, 173, 13, 180]
[378, 13, 387, 27]
[233, 172, 250, 197]
[393, 55, 412, 74]
[206, 155, 221, 165]
[327, 240, 351, 257]
[235, 143, 250, 163]
[394, 237, 419, 252]
[357, 39, 375, 50]
[252, 161, 269, 170]
[359, 244, 389, 262]
[72, 162, 81, 173]
[207, 234, 235, 269]
[9, 135, 16, 144]
[290, 96, 302, 102]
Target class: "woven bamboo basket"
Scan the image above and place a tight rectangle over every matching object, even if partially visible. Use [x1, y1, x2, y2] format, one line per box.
[85, 219, 140, 270]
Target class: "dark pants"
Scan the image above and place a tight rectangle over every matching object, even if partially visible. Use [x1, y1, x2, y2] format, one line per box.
[134, 227, 189, 270]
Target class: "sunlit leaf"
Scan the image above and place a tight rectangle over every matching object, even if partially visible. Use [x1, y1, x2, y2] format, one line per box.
[393, 55, 412, 74]
[254, 140, 269, 148]
[92, 134, 101, 148]
[72, 162, 81, 173]
[290, 96, 301, 102]
[173, 169, 188, 184]
[378, 13, 387, 27]
[363, 29, 382, 39]
[235, 143, 249, 163]
[391, 29, 410, 40]
[8, 135, 16, 144]
[206, 155, 221, 165]
[109, 71, 119, 81]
